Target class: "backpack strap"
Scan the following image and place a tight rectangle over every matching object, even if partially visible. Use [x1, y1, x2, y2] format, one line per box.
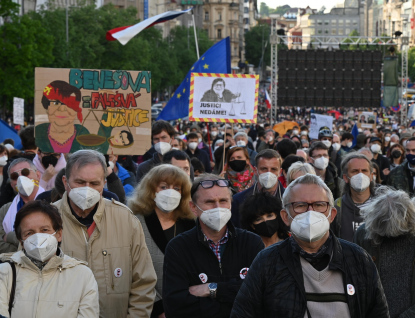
[7, 261, 16, 316]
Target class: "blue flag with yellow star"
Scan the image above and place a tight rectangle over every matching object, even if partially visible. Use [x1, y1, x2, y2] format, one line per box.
[157, 37, 231, 121]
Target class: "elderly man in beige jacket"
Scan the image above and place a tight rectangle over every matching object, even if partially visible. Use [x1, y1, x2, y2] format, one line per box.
[54, 149, 157, 318]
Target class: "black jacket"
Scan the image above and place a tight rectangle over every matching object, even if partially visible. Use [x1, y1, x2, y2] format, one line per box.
[163, 220, 264, 318]
[230, 233, 389, 318]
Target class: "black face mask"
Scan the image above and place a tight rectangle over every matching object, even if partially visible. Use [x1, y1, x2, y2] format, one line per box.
[391, 150, 402, 159]
[229, 160, 247, 172]
[252, 218, 279, 238]
[42, 155, 59, 168]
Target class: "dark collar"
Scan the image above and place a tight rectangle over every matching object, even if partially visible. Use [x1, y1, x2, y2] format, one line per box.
[68, 197, 98, 228]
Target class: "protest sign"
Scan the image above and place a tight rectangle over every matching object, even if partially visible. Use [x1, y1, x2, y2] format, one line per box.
[13, 97, 24, 126]
[34, 68, 151, 155]
[309, 114, 334, 139]
[357, 111, 377, 129]
[189, 73, 259, 123]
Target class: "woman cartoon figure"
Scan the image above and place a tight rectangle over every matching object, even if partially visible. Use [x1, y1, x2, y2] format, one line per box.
[36, 81, 89, 153]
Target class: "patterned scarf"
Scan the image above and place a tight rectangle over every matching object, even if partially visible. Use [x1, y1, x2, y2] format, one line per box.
[226, 163, 255, 193]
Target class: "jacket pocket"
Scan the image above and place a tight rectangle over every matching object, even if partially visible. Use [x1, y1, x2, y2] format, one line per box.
[102, 246, 131, 294]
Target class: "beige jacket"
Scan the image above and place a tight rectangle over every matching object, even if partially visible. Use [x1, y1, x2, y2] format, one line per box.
[0, 250, 99, 318]
[54, 193, 157, 318]
[0, 203, 19, 254]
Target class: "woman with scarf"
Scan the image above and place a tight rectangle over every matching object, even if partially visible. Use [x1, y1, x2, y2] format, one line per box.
[222, 146, 255, 193]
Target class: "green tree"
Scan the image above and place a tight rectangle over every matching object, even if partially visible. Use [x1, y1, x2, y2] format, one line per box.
[0, 0, 19, 19]
[259, 2, 269, 17]
[0, 14, 54, 111]
[244, 23, 271, 67]
[408, 47, 415, 82]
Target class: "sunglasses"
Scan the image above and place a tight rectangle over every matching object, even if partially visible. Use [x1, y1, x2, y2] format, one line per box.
[191, 179, 230, 197]
[10, 168, 35, 181]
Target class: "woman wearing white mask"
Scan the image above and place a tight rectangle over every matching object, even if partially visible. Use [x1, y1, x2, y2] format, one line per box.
[128, 164, 195, 318]
[369, 136, 391, 181]
[0, 144, 9, 189]
[0, 200, 99, 318]
[222, 147, 255, 193]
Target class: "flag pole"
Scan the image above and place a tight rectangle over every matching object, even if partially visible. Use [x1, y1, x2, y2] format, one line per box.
[191, 9, 200, 59]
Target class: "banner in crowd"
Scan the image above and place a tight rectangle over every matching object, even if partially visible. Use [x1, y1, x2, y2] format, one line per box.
[34, 68, 151, 155]
[189, 73, 259, 123]
[309, 114, 333, 139]
[357, 111, 377, 129]
[13, 97, 24, 126]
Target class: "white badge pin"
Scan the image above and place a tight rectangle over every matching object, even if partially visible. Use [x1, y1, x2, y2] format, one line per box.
[199, 273, 208, 283]
[239, 267, 249, 279]
[114, 268, 123, 278]
[347, 284, 355, 295]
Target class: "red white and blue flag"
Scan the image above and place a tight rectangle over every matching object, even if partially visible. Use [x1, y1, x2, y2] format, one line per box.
[265, 90, 272, 109]
[106, 8, 192, 45]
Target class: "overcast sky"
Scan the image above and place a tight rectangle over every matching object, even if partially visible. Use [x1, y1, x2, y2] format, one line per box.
[261, 0, 337, 11]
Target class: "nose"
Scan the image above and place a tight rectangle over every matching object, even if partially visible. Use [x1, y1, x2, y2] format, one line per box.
[58, 103, 66, 111]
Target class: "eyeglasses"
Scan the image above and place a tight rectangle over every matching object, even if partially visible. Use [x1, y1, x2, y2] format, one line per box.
[191, 179, 230, 197]
[10, 168, 36, 181]
[287, 201, 330, 213]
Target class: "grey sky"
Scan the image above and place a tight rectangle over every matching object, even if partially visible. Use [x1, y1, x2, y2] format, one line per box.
[261, 0, 336, 11]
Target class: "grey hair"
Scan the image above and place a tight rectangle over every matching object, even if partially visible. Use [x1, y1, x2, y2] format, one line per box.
[8, 158, 38, 176]
[282, 173, 334, 212]
[357, 148, 373, 161]
[360, 186, 415, 245]
[234, 132, 248, 140]
[191, 173, 232, 204]
[66, 150, 107, 180]
[286, 162, 316, 184]
[341, 152, 374, 177]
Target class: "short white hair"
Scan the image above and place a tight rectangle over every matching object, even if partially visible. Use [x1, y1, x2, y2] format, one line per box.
[234, 132, 248, 140]
[282, 173, 334, 211]
[287, 162, 316, 184]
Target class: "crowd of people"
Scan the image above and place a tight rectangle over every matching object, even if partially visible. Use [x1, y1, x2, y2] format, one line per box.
[0, 114, 414, 317]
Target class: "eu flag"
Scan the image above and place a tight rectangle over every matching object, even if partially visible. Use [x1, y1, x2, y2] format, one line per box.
[351, 123, 359, 148]
[157, 37, 231, 121]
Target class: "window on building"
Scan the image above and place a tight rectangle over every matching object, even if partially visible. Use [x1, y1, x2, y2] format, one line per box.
[309, 20, 315, 25]
[338, 29, 344, 35]
[318, 29, 322, 34]
[353, 21, 358, 26]
[218, 11, 222, 20]
[234, 12, 237, 20]
[325, 30, 329, 34]
[234, 46, 237, 55]
[338, 19, 344, 26]
[317, 20, 322, 25]
[205, 11, 209, 21]
[331, 20, 337, 25]
[324, 21, 329, 25]
[345, 19, 351, 26]
[310, 29, 315, 35]
[332, 28, 336, 34]
[346, 28, 350, 34]
[218, 29, 222, 39]
[244, 7, 249, 13]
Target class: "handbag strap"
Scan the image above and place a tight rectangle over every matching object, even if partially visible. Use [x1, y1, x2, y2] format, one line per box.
[8, 261, 16, 316]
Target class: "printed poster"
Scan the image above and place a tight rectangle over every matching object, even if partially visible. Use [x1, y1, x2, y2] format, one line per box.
[309, 114, 334, 139]
[189, 73, 259, 123]
[13, 97, 24, 126]
[34, 68, 151, 155]
[357, 111, 377, 129]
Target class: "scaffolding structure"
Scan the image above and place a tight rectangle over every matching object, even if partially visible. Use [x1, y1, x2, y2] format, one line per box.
[269, 33, 410, 126]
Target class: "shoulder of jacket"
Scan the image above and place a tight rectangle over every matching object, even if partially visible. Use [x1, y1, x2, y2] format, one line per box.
[109, 199, 134, 214]
[0, 202, 12, 216]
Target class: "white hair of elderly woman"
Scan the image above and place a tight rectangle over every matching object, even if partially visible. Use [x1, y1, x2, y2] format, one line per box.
[286, 162, 316, 185]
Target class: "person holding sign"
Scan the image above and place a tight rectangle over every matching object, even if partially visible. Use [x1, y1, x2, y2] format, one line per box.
[36, 81, 89, 153]
[222, 147, 255, 193]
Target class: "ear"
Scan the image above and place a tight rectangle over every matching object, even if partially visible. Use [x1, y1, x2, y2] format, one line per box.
[329, 207, 337, 223]
[55, 229, 63, 242]
[36, 170, 42, 181]
[62, 175, 69, 192]
[254, 166, 258, 174]
[342, 174, 349, 183]
[280, 209, 291, 227]
[189, 201, 199, 218]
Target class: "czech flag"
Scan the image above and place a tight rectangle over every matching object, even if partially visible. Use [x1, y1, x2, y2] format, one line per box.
[107, 8, 192, 45]
[265, 90, 272, 109]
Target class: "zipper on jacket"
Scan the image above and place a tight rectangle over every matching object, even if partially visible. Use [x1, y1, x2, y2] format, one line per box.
[219, 262, 222, 275]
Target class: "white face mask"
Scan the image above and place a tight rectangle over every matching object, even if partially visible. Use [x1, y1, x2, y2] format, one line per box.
[347, 141, 353, 148]
[17, 176, 36, 197]
[236, 140, 246, 147]
[385, 136, 391, 142]
[196, 204, 231, 232]
[258, 172, 278, 189]
[313, 157, 329, 170]
[293, 130, 299, 135]
[268, 136, 274, 142]
[188, 142, 198, 150]
[68, 185, 101, 211]
[321, 140, 332, 148]
[0, 156, 7, 166]
[332, 143, 341, 151]
[171, 147, 180, 151]
[370, 144, 381, 154]
[155, 142, 172, 155]
[24, 232, 58, 262]
[154, 189, 181, 213]
[390, 142, 396, 147]
[198, 138, 202, 143]
[211, 131, 218, 137]
[288, 210, 331, 243]
[349, 173, 371, 192]
[108, 161, 115, 170]
[301, 131, 308, 136]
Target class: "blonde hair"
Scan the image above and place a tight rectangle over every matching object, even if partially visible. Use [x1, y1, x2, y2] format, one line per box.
[286, 162, 316, 184]
[128, 164, 194, 220]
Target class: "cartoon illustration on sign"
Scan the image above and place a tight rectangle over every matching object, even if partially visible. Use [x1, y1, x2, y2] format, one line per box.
[35, 68, 152, 155]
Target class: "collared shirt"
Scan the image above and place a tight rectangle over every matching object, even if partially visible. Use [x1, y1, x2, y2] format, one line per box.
[204, 228, 229, 263]
[291, 234, 333, 271]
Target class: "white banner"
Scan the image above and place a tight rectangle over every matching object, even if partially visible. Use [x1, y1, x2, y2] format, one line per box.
[309, 114, 333, 139]
[13, 97, 24, 126]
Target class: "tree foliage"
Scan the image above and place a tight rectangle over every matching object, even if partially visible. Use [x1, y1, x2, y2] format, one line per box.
[244, 23, 271, 67]
[0, 3, 214, 112]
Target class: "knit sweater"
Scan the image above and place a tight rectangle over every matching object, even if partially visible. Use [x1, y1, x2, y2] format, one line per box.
[300, 257, 351, 318]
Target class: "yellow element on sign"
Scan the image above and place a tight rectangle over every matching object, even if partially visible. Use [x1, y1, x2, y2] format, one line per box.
[183, 88, 186, 93]
[101, 109, 149, 128]
[44, 86, 52, 95]
[177, 93, 182, 99]
[203, 64, 209, 69]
